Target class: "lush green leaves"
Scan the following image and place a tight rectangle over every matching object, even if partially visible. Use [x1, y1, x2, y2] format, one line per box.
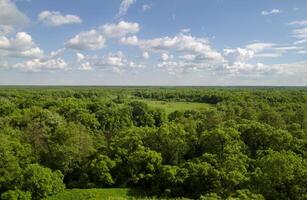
[0, 87, 306, 199]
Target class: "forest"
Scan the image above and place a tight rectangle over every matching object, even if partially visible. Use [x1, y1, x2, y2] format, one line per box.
[0, 86, 306, 200]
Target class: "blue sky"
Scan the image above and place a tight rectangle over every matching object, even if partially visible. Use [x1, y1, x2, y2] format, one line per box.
[0, 0, 307, 85]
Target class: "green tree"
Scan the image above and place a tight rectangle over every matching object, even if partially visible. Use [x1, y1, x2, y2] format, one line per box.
[253, 150, 307, 200]
[1, 190, 31, 200]
[0, 134, 33, 192]
[127, 147, 162, 186]
[145, 123, 188, 165]
[22, 164, 65, 200]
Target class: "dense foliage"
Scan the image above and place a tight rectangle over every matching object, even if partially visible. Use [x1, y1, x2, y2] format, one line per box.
[0, 87, 306, 200]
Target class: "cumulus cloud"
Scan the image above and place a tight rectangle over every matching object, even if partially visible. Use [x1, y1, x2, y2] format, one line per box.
[223, 48, 255, 65]
[0, 32, 44, 58]
[119, 35, 139, 45]
[160, 53, 170, 61]
[121, 33, 224, 63]
[14, 58, 68, 72]
[179, 54, 196, 61]
[94, 51, 144, 73]
[38, 10, 82, 27]
[222, 42, 300, 66]
[76, 52, 85, 62]
[65, 29, 106, 50]
[74, 52, 93, 71]
[62, 51, 143, 73]
[117, 0, 136, 18]
[0, 0, 29, 27]
[104, 51, 126, 67]
[261, 9, 282, 16]
[101, 21, 139, 38]
[65, 21, 139, 50]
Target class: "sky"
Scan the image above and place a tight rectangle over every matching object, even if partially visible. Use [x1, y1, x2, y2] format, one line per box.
[0, 0, 307, 85]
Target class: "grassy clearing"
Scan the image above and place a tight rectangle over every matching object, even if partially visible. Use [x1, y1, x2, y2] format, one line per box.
[140, 100, 211, 114]
[45, 188, 190, 200]
[44, 188, 129, 200]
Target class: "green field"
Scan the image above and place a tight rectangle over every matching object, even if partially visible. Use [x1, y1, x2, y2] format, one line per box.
[44, 188, 189, 200]
[140, 100, 211, 114]
[44, 189, 129, 200]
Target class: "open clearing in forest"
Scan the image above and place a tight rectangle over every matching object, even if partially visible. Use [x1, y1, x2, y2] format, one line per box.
[45, 188, 188, 200]
[140, 100, 211, 114]
[44, 188, 129, 200]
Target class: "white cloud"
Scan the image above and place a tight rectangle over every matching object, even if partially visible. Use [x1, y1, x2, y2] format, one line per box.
[179, 54, 196, 61]
[117, 0, 136, 18]
[105, 51, 126, 67]
[76, 52, 85, 62]
[38, 10, 82, 27]
[95, 51, 131, 73]
[119, 35, 139, 45]
[274, 46, 304, 52]
[101, 21, 139, 38]
[160, 53, 170, 61]
[220, 62, 285, 76]
[64, 21, 139, 51]
[157, 60, 186, 75]
[246, 42, 275, 52]
[14, 47, 44, 58]
[10, 32, 34, 50]
[0, 0, 29, 27]
[294, 39, 307, 45]
[74, 52, 93, 71]
[180, 28, 191, 33]
[128, 61, 144, 69]
[222, 42, 300, 65]
[65, 29, 105, 50]
[288, 19, 307, 45]
[0, 35, 10, 49]
[49, 48, 65, 58]
[288, 19, 307, 26]
[292, 27, 307, 39]
[79, 62, 92, 71]
[0, 32, 44, 58]
[119, 33, 226, 75]
[142, 4, 151, 12]
[160, 53, 173, 61]
[272, 61, 307, 75]
[72, 51, 143, 73]
[261, 9, 282, 16]
[142, 51, 149, 59]
[254, 53, 282, 58]
[223, 48, 254, 63]
[121, 33, 224, 62]
[0, 25, 14, 35]
[14, 58, 68, 72]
